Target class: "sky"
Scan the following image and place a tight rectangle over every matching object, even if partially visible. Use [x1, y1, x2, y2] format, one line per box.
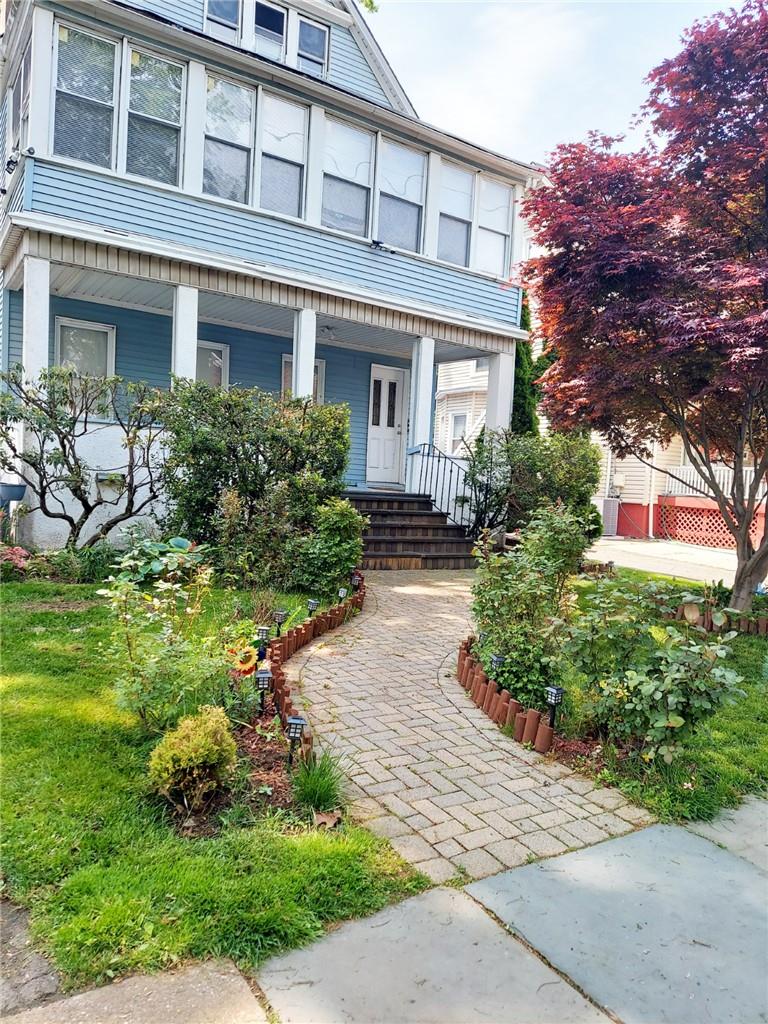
[364, 0, 731, 166]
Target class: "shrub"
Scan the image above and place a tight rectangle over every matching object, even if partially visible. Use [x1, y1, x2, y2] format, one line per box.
[292, 749, 347, 812]
[148, 706, 237, 813]
[520, 504, 590, 600]
[0, 545, 30, 580]
[593, 626, 744, 763]
[461, 428, 601, 536]
[291, 498, 367, 596]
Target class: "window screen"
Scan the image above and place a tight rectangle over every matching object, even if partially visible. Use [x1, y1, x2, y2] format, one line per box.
[260, 94, 307, 217]
[322, 119, 373, 236]
[126, 50, 183, 185]
[203, 75, 254, 203]
[54, 27, 116, 168]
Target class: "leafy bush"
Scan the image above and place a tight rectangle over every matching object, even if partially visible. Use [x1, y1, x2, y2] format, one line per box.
[291, 498, 367, 596]
[521, 504, 590, 600]
[12, 542, 119, 583]
[593, 627, 744, 763]
[148, 705, 237, 813]
[462, 428, 602, 536]
[112, 535, 207, 585]
[292, 749, 347, 812]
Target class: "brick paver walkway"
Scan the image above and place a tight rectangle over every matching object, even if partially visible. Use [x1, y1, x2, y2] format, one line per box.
[287, 571, 653, 881]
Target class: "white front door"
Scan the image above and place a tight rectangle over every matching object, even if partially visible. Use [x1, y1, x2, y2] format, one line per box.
[366, 364, 407, 485]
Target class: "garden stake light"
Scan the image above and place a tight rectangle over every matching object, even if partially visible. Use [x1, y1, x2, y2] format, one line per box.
[479, 631, 488, 646]
[286, 715, 307, 766]
[338, 587, 348, 601]
[256, 625, 270, 658]
[545, 685, 565, 729]
[273, 608, 288, 636]
[490, 653, 506, 675]
[351, 571, 363, 591]
[307, 599, 319, 616]
[256, 667, 272, 713]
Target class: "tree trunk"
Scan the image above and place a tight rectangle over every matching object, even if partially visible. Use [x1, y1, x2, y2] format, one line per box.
[730, 543, 768, 611]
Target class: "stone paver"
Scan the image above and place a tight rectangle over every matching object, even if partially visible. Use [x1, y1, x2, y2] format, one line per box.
[288, 570, 647, 878]
[8, 961, 266, 1024]
[259, 887, 609, 1023]
[687, 795, 768, 873]
[0, 901, 60, 1017]
[468, 825, 768, 1024]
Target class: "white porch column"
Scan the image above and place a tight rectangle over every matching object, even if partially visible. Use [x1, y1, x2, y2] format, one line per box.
[407, 336, 435, 490]
[172, 284, 199, 380]
[292, 308, 317, 399]
[22, 256, 50, 380]
[485, 349, 516, 431]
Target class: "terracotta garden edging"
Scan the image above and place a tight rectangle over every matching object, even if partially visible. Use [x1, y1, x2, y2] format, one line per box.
[669, 604, 768, 636]
[457, 637, 556, 754]
[264, 578, 367, 761]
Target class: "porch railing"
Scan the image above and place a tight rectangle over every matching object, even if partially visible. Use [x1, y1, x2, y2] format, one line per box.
[662, 465, 767, 498]
[407, 443, 478, 532]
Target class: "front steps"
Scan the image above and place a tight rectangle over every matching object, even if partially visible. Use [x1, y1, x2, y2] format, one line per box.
[345, 491, 476, 571]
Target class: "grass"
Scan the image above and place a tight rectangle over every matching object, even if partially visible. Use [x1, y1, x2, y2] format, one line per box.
[293, 750, 348, 812]
[0, 582, 427, 988]
[572, 569, 768, 822]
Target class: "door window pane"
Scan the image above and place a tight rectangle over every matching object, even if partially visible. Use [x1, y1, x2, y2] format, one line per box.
[58, 323, 112, 376]
[127, 50, 183, 185]
[378, 195, 421, 252]
[322, 176, 369, 235]
[440, 164, 474, 220]
[387, 380, 397, 428]
[261, 155, 302, 216]
[54, 27, 115, 169]
[371, 378, 381, 426]
[255, 2, 285, 59]
[438, 214, 470, 266]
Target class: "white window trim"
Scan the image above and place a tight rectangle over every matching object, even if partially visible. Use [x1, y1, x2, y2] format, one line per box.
[50, 22, 121, 173]
[121, 43, 187, 188]
[197, 339, 230, 387]
[54, 316, 117, 376]
[296, 14, 329, 78]
[449, 412, 468, 455]
[244, 0, 288, 61]
[281, 352, 325, 403]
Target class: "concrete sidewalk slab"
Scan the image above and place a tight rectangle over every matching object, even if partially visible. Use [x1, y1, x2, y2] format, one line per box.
[259, 887, 609, 1024]
[687, 796, 768, 873]
[468, 824, 768, 1024]
[8, 961, 266, 1024]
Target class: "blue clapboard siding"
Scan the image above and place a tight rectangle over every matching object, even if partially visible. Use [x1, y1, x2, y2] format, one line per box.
[0, 272, 5, 375]
[8, 291, 23, 367]
[328, 25, 391, 106]
[118, 0, 204, 32]
[31, 163, 521, 328]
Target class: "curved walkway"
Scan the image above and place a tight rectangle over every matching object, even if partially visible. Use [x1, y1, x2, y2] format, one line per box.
[287, 571, 653, 881]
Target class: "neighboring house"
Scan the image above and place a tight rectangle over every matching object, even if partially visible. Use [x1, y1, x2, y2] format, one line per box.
[433, 356, 489, 455]
[595, 436, 767, 550]
[0, 0, 538, 549]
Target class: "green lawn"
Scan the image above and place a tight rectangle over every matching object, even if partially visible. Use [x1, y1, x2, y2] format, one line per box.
[574, 570, 768, 821]
[0, 582, 426, 988]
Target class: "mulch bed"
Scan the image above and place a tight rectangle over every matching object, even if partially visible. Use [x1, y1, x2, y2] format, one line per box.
[551, 735, 608, 772]
[236, 695, 294, 811]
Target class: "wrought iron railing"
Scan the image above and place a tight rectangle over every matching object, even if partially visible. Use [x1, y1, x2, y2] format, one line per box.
[406, 443, 491, 535]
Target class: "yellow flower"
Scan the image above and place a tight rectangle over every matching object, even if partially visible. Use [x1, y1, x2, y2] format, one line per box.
[234, 646, 258, 675]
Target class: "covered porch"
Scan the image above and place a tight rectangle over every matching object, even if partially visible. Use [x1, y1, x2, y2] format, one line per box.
[4, 234, 518, 544]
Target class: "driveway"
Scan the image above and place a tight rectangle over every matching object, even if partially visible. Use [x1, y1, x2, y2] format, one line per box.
[589, 536, 746, 585]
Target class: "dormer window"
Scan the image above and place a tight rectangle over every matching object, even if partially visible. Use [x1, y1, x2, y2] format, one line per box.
[297, 18, 328, 77]
[254, 2, 286, 61]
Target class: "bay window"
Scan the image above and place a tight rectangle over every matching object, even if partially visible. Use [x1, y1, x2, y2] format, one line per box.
[297, 18, 328, 77]
[475, 177, 512, 277]
[254, 2, 286, 60]
[53, 26, 117, 168]
[437, 163, 474, 267]
[322, 119, 374, 236]
[55, 318, 116, 377]
[203, 75, 254, 203]
[260, 93, 308, 217]
[376, 140, 426, 252]
[126, 49, 184, 185]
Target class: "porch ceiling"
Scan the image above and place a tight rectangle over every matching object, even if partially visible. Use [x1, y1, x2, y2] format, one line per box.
[48, 265, 492, 363]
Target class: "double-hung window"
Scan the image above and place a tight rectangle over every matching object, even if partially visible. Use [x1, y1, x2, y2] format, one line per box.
[260, 93, 307, 218]
[206, 0, 240, 40]
[53, 26, 117, 169]
[450, 413, 467, 455]
[55, 318, 116, 378]
[126, 49, 184, 185]
[322, 119, 374, 237]
[196, 341, 230, 387]
[437, 163, 474, 267]
[376, 139, 426, 252]
[297, 18, 328, 77]
[475, 177, 512, 277]
[203, 75, 254, 204]
[254, 2, 286, 60]
[10, 45, 31, 152]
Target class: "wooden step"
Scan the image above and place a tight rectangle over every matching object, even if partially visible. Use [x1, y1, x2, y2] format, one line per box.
[345, 492, 434, 513]
[364, 510, 449, 527]
[364, 523, 465, 539]
[363, 535, 475, 555]
[361, 552, 477, 571]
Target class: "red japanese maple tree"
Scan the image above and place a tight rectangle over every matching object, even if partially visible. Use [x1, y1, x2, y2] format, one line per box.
[524, 0, 768, 609]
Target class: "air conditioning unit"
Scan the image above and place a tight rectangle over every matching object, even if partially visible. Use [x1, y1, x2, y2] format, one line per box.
[602, 498, 620, 536]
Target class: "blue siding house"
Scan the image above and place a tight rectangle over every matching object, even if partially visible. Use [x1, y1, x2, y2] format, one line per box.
[0, 0, 538, 548]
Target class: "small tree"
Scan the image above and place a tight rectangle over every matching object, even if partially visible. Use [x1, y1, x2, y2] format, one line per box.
[0, 367, 164, 548]
[525, 1, 768, 609]
[509, 298, 538, 436]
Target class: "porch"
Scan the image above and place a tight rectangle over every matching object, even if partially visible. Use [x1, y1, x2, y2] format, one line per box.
[4, 238, 518, 548]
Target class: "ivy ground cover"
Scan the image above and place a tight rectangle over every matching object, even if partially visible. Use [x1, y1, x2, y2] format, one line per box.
[0, 582, 425, 988]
